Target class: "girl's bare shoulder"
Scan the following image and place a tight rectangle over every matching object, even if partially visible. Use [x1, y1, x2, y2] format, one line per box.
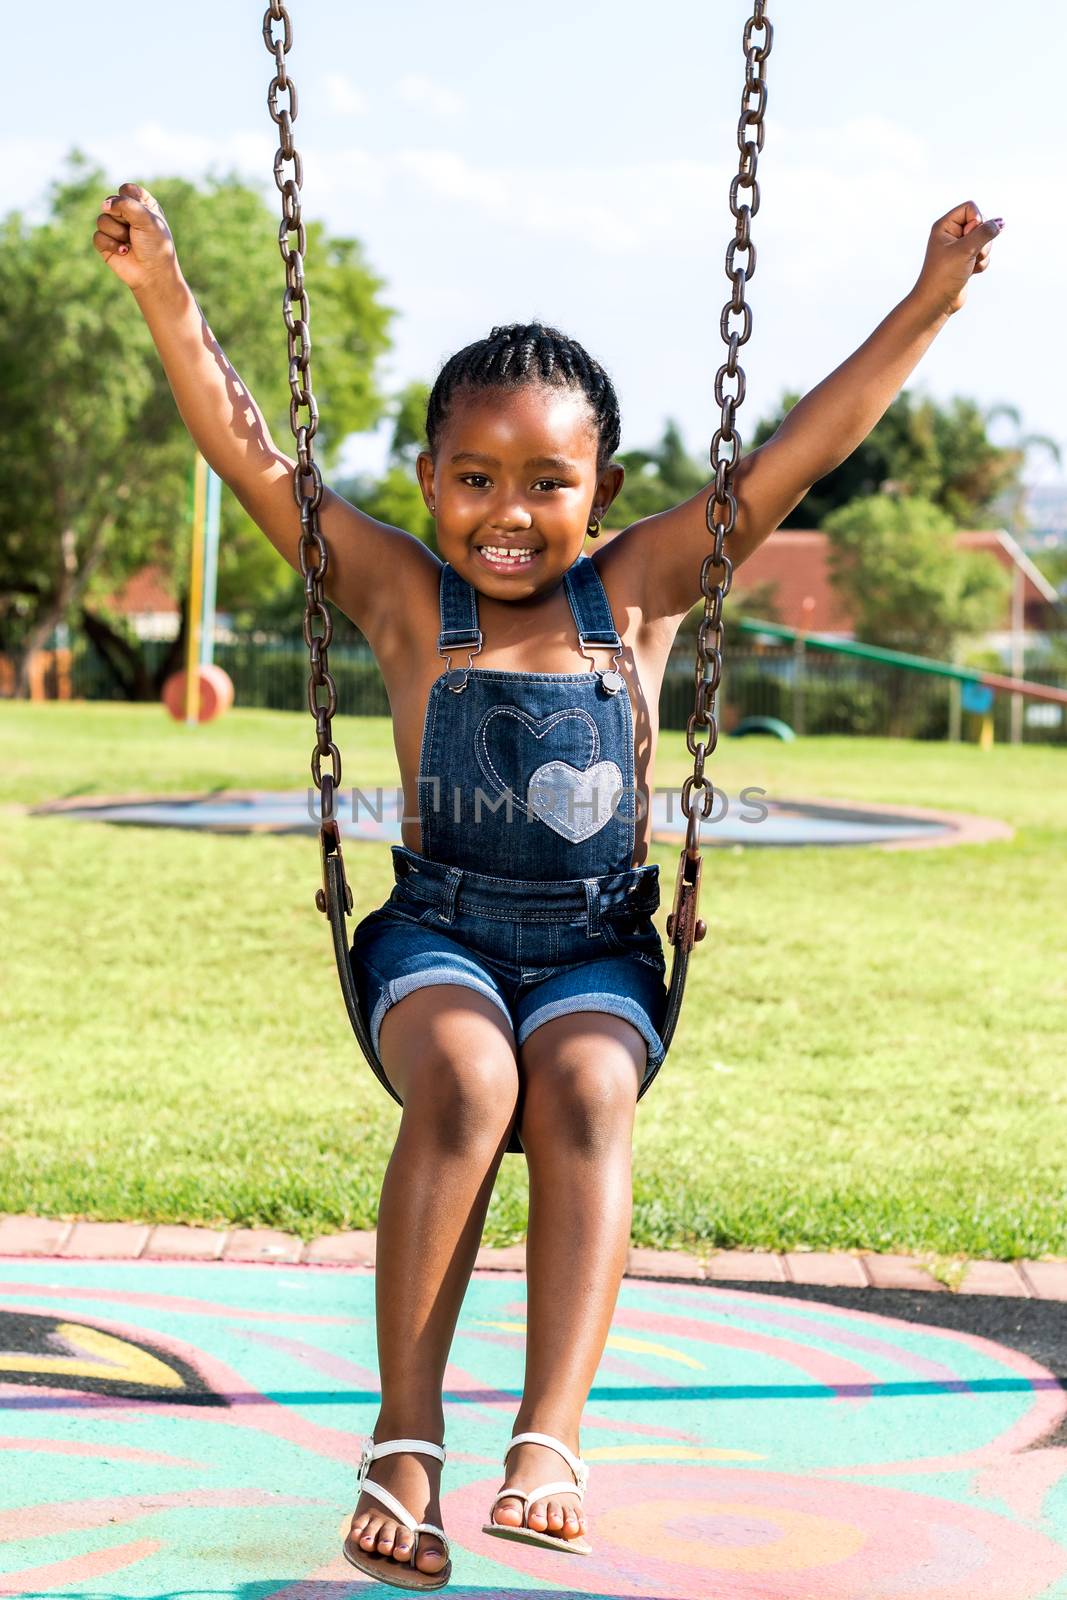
[590, 528, 680, 653]
[323, 499, 443, 672]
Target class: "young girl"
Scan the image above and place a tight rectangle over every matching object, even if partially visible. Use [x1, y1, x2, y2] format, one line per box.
[94, 184, 1000, 1590]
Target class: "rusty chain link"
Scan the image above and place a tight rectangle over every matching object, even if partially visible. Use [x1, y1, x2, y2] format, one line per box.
[262, 1, 351, 913]
[667, 2, 771, 950]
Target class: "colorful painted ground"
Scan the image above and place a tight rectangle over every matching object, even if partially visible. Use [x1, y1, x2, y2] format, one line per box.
[1, 1260, 1065, 1598]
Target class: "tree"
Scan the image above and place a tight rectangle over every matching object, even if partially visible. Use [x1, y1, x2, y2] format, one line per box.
[751, 389, 1027, 532]
[822, 493, 1010, 660]
[334, 379, 437, 558]
[0, 153, 393, 696]
[608, 420, 708, 528]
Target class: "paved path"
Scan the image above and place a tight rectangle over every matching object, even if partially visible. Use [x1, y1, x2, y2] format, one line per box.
[1, 1215, 1064, 1299]
[1, 1238, 1065, 1595]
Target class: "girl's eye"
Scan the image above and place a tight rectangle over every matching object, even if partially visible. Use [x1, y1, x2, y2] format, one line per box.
[533, 479, 564, 492]
[460, 474, 491, 488]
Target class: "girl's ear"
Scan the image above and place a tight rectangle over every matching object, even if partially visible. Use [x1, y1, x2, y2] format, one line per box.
[415, 449, 436, 512]
[596, 462, 625, 519]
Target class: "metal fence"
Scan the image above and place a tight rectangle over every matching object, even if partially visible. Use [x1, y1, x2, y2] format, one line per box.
[68, 635, 1067, 745]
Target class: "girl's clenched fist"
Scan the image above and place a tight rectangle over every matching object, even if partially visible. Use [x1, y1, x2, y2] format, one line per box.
[914, 199, 1003, 317]
[93, 181, 179, 293]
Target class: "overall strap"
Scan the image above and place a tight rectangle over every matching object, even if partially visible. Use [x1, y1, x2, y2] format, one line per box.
[563, 553, 622, 648]
[437, 563, 483, 654]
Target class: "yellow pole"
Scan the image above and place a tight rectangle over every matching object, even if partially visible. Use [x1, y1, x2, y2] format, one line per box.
[185, 453, 208, 725]
[979, 710, 995, 751]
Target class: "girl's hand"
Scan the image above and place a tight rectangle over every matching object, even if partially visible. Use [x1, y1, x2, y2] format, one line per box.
[93, 181, 180, 295]
[912, 200, 1003, 318]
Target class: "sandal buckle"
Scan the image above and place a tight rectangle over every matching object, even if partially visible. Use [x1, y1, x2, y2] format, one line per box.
[357, 1437, 375, 1484]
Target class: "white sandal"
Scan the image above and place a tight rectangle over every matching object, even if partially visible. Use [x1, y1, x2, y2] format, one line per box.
[342, 1436, 453, 1591]
[481, 1430, 593, 1556]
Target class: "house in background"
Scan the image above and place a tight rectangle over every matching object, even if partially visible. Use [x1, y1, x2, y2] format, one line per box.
[727, 528, 1060, 671]
[99, 565, 181, 640]
[96, 565, 236, 643]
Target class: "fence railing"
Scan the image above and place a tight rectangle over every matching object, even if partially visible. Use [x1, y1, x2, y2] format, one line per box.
[67, 635, 1067, 745]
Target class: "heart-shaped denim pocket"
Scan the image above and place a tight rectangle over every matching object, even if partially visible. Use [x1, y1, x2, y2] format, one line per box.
[527, 758, 626, 843]
[476, 704, 621, 841]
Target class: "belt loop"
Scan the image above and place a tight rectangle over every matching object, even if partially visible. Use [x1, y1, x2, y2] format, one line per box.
[438, 866, 463, 924]
[583, 878, 602, 937]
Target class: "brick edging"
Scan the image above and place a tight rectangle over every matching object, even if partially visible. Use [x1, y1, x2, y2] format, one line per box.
[0, 1216, 1063, 1299]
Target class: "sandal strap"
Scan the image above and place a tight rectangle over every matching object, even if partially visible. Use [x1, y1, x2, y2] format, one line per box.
[522, 1478, 587, 1510]
[413, 1520, 449, 1550]
[357, 1436, 445, 1487]
[503, 1431, 589, 1493]
[360, 1478, 418, 1535]
[360, 1436, 446, 1468]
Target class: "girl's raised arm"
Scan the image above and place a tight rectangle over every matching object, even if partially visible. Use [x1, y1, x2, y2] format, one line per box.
[624, 201, 1003, 627]
[93, 182, 435, 651]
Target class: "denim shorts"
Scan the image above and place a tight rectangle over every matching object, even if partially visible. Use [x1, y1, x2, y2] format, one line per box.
[349, 845, 668, 1146]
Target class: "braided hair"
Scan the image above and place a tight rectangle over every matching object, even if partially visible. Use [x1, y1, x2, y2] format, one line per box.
[425, 322, 621, 471]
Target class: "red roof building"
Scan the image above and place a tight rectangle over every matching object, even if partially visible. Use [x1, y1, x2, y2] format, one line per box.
[99, 564, 180, 640]
[729, 528, 1060, 654]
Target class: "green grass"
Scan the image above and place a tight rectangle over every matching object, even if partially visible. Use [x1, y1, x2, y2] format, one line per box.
[1, 701, 1064, 1258]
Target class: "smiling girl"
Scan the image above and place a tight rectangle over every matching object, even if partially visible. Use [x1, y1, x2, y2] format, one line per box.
[95, 182, 1000, 1589]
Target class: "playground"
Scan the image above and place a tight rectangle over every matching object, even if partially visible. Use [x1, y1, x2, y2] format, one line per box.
[4, 702, 1064, 1262]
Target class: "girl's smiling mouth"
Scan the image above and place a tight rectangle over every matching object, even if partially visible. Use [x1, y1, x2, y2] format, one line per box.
[474, 544, 541, 573]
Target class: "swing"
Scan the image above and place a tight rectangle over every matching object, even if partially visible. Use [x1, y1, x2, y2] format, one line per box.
[259, 1, 773, 1095]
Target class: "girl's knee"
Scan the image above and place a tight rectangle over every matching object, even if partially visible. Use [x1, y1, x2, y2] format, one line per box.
[383, 987, 520, 1147]
[403, 1059, 519, 1152]
[520, 1024, 641, 1149]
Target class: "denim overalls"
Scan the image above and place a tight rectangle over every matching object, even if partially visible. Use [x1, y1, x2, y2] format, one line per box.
[350, 553, 668, 1153]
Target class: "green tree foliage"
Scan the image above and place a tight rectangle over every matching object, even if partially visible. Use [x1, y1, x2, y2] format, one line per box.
[751, 389, 1025, 532]
[822, 493, 1010, 659]
[605, 391, 1028, 539]
[608, 420, 708, 529]
[334, 380, 437, 561]
[0, 153, 392, 692]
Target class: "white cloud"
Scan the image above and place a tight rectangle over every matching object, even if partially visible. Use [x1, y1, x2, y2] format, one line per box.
[74, 122, 277, 193]
[397, 74, 465, 117]
[323, 73, 367, 117]
[393, 148, 726, 252]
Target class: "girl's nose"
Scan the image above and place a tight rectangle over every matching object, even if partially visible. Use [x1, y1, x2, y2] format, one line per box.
[489, 502, 533, 531]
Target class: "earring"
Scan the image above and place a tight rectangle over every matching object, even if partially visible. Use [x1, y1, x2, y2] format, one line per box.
[587, 514, 601, 539]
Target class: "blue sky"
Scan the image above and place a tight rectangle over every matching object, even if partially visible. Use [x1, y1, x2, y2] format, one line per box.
[15, 1, 1064, 489]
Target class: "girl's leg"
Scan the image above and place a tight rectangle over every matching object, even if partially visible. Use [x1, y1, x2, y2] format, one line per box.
[348, 985, 520, 1577]
[491, 1011, 643, 1542]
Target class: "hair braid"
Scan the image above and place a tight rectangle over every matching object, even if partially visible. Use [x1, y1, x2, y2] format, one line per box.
[425, 321, 621, 471]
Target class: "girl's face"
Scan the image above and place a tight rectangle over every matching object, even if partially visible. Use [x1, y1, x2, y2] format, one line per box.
[417, 383, 624, 598]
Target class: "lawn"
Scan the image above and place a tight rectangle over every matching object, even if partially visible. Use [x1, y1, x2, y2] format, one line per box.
[1, 701, 1064, 1262]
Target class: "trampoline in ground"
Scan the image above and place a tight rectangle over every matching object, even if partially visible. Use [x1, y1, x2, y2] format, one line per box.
[0, 1257, 1064, 1596]
[32, 789, 1013, 850]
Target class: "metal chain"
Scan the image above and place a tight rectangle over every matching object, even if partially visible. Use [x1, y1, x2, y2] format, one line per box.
[262, 1, 349, 912]
[678, 5, 773, 860]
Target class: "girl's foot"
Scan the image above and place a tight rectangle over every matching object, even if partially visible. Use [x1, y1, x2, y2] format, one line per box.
[490, 1436, 588, 1541]
[347, 1443, 448, 1577]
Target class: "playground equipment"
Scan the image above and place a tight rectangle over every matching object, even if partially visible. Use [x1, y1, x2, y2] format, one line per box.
[740, 616, 1067, 746]
[259, 2, 775, 1071]
[732, 714, 797, 740]
[161, 452, 234, 724]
